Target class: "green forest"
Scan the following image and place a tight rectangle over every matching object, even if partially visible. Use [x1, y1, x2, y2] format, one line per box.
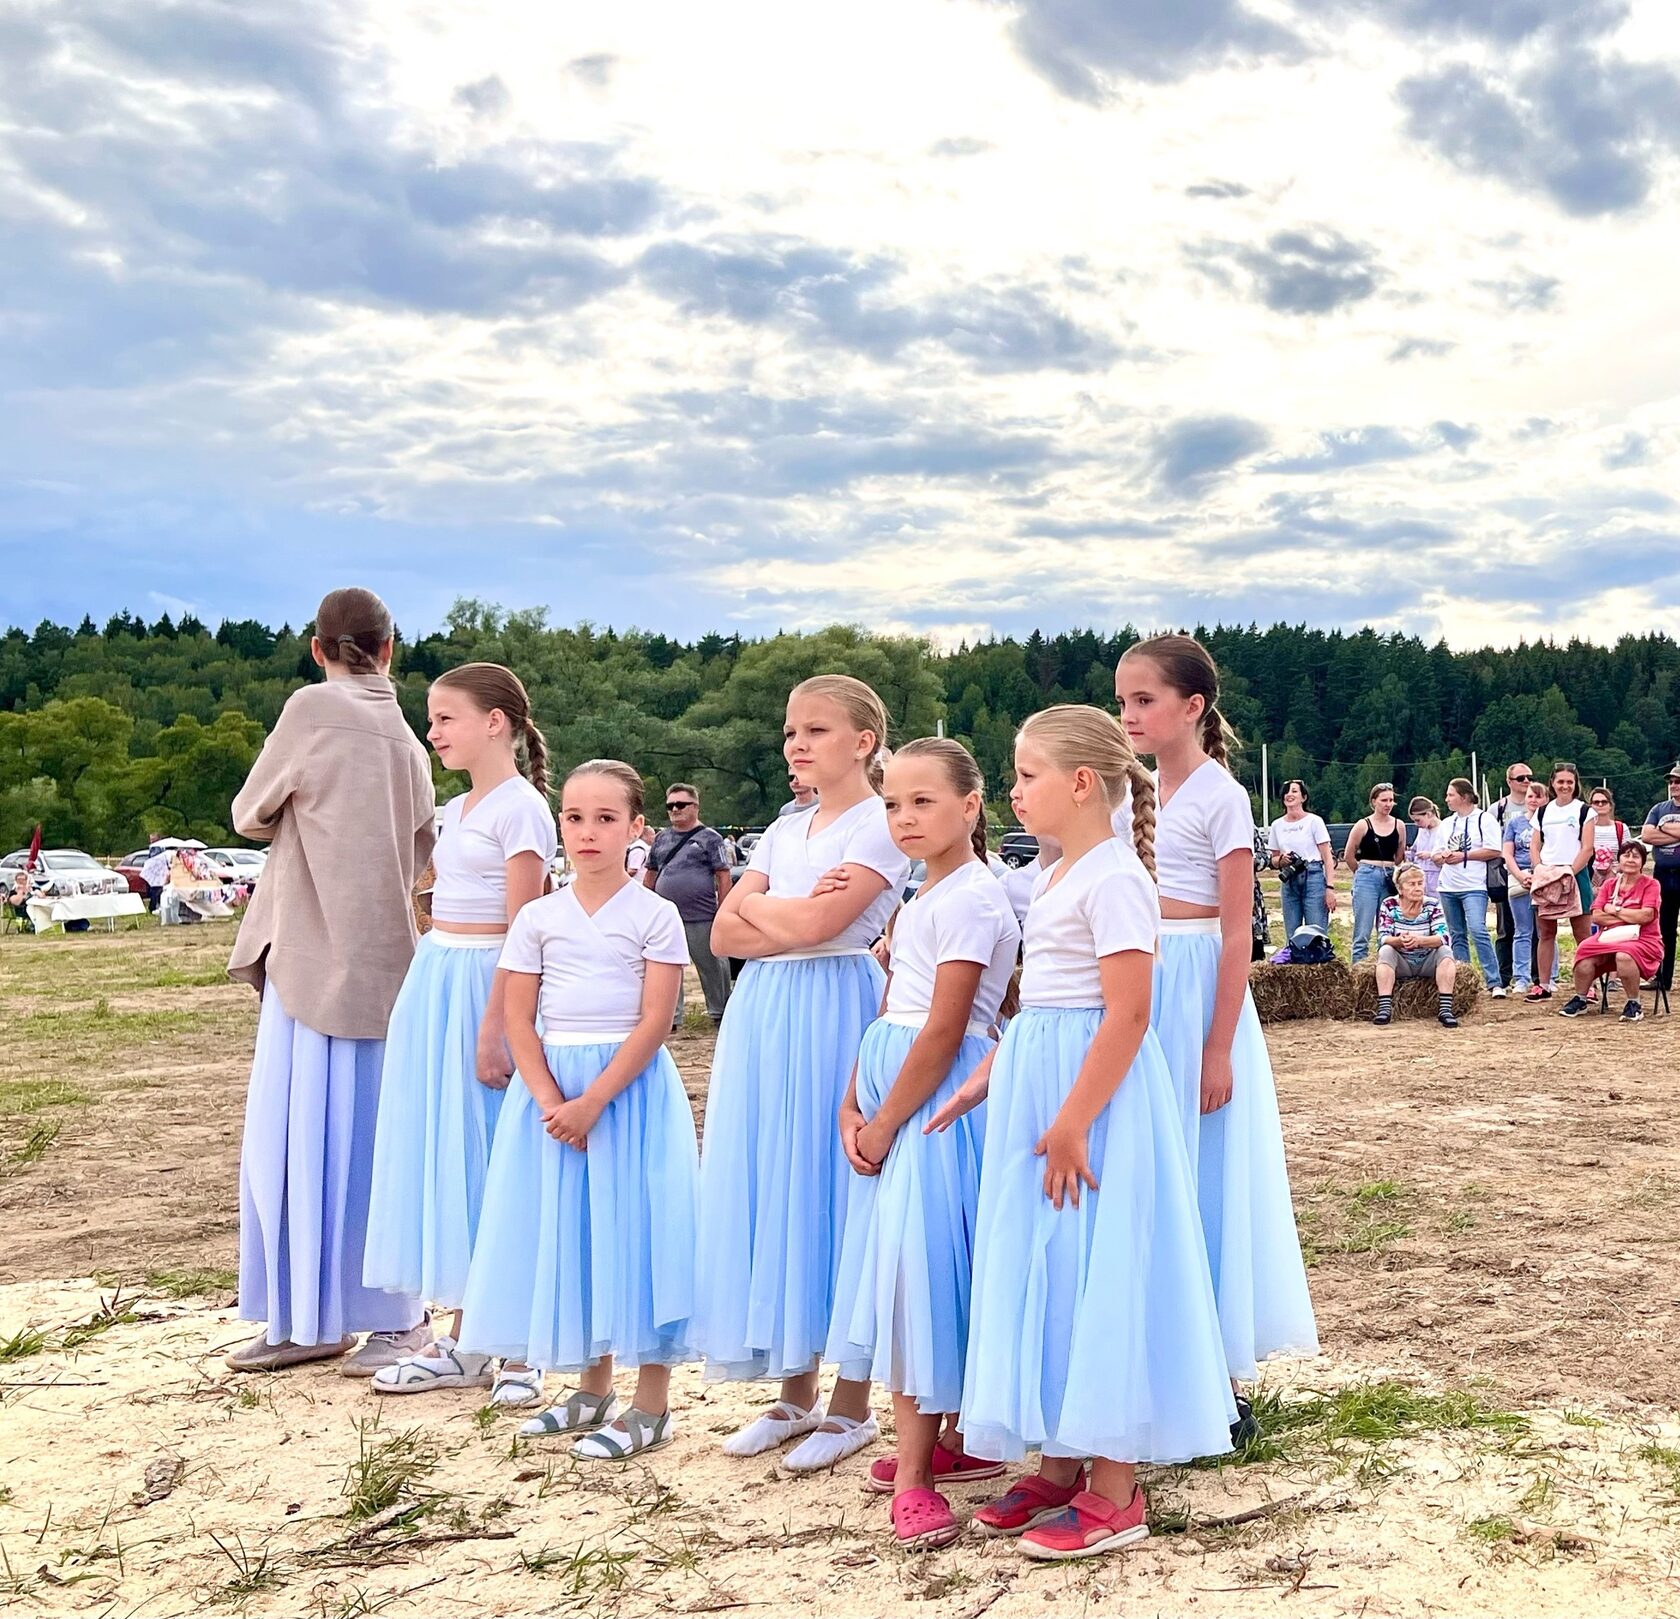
[4, 602, 1679, 854]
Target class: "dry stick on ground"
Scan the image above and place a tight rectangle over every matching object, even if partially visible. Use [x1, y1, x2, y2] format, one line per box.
[1158, 1490, 1337, 1535]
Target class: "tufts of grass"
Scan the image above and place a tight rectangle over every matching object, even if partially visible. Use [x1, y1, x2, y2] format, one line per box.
[1299, 1178, 1415, 1265]
[517, 1543, 635, 1595]
[17, 1006, 216, 1039]
[1210, 1378, 1526, 1475]
[1561, 1409, 1605, 1429]
[0, 1079, 91, 1118]
[142, 1267, 237, 1300]
[341, 1419, 441, 1523]
[60, 1291, 142, 1350]
[327, 1587, 401, 1618]
[1466, 1514, 1519, 1545]
[1637, 1441, 1680, 1497]
[2, 1119, 63, 1178]
[0, 1326, 49, 1366]
[205, 1531, 284, 1606]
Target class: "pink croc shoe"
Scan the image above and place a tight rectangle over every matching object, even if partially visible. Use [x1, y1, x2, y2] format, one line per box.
[1018, 1487, 1149, 1562]
[891, 1488, 962, 1551]
[971, 1467, 1088, 1538]
[866, 1441, 1008, 1495]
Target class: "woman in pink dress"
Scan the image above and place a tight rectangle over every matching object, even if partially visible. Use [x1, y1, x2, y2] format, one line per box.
[1556, 842, 1662, 1023]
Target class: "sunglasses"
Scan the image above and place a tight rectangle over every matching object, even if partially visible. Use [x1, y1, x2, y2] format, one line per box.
[1509, 773, 1531, 782]
[665, 800, 696, 811]
[1370, 782, 1394, 794]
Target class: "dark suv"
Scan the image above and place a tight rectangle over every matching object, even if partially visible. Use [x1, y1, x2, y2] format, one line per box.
[998, 831, 1039, 868]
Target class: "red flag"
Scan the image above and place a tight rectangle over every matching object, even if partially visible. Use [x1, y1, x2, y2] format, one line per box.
[24, 823, 41, 876]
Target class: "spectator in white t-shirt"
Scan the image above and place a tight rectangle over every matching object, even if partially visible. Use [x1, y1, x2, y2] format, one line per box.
[1407, 797, 1445, 899]
[1437, 776, 1504, 997]
[1267, 779, 1337, 939]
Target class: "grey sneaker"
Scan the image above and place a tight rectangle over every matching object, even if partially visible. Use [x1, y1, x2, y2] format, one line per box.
[341, 1319, 434, 1378]
[225, 1332, 354, 1372]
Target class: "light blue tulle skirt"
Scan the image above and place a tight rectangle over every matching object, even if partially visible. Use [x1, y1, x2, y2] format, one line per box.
[458, 1039, 699, 1372]
[825, 1021, 991, 1413]
[238, 984, 424, 1346]
[1152, 931, 1320, 1380]
[959, 1007, 1235, 1465]
[693, 952, 885, 1381]
[363, 934, 504, 1309]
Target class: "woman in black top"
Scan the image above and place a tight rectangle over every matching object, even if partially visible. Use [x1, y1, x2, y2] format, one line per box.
[1344, 782, 1407, 964]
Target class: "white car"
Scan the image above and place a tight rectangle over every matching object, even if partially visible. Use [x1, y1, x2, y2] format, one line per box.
[201, 847, 267, 882]
[0, 848, 129, 898]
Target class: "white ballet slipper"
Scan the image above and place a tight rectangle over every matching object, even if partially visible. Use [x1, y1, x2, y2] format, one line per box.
[782, 1413, 879, 1473]
[720, 1400, 825, 1458]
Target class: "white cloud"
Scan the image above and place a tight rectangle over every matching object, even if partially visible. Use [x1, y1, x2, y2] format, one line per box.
[1, 0, 1679, 648]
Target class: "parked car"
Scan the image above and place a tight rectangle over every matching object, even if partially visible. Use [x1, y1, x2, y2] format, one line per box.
[0, 848, 129, 898]
[201, 847, 268, 882]
[114, 851, 151, 894]
[998, 831, 1039, 868]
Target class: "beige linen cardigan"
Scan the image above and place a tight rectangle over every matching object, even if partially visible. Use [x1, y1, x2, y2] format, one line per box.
[228, 675, 437, 1039]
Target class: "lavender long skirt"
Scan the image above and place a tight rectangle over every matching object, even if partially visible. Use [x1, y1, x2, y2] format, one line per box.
[237, 983, 424, 1347]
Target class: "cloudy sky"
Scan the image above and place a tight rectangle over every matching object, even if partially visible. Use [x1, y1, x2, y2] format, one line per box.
[4, 0, 1680, 648]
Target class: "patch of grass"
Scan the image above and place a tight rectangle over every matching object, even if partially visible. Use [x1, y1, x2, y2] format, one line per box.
[1636, 1441, 1680, 1497]
[2, 1119, 62, 1177]
[517, 1543, 634, 1595]
[1466, 1513, 1519, 1545]
[0, 1078, 92, 1118]
[0, 1326, 50, 1365]
[681, 1006, 712, 1034]
[1444, 1208, 1477, 1234]
[326, 1588, 400, 1618]
[1211, 1378, 1527, 1475]
[341, 1419, 441, 1522]
[471, 1404, 499, 1436]
[1561, 1409, 1605, 1429]
[205, 1531, 284, 1606]
[141, 1267, 237, 1300]
[60, 1291, 142, 1350]
[17, 1005, 217, 1040]
[1518, 1472, 1557, 1514]
[1299, 1179, 1416, 1265]
[132, 966, 233, 990]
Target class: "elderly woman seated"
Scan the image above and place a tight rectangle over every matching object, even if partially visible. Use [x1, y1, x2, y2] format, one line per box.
[1373, 862, 1460, 1028]
[1557, 841, 1662, 1022]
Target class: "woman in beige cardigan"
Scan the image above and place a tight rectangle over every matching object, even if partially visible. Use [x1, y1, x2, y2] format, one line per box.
[225, 588, 438, 1373]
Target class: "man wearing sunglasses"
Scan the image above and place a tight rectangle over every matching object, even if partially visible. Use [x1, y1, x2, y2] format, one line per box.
[1491, 762, 1532, 991]
[645, 784, 734, 1027]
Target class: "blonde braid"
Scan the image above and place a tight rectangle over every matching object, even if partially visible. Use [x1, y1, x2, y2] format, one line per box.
[1127, 760, 1158, 881]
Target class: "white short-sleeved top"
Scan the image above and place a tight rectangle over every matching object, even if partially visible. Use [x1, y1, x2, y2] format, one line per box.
[1268, 813, 1330, 862]
[1020, 839, 1160, 1009]
[885, 861, 1021, 1029]
[499, 880, 687, 1034]
[746, 796, 910, 951]
[1536, 798, 1591, 867]
[1155, 760, 1254, 907]
[1438, 808, 1501, 893]
[1000, 860, 1044, 926]
[431, 777, 557, 925]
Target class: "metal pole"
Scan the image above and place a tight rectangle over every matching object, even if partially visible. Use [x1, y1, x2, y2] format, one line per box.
[1471, 750, 1478, 804]
[1261, 740, 1270, 825]
[936, 718, 945, 739]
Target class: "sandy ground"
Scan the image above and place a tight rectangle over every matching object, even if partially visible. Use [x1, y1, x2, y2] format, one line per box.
[3, 922, 1679, 1616]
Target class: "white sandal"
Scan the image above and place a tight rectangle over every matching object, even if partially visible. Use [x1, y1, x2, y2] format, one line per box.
[370, 1335, 492, 1394]
[721, 1400, 824, 1457]
[573, 1407, 675, 1462]
[489, 1365, 545, 1408]
[518, 1387, 620, 1438]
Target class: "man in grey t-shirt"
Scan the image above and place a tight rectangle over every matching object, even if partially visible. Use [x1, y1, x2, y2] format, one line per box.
[645, 783, 734, 1026]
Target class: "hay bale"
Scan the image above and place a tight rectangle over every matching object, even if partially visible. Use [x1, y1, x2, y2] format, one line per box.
[1248, 959, 1356, 1023]
[1350, 961, 1483, 1021]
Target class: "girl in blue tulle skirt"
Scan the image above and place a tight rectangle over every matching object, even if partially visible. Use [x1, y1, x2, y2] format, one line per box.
[697, 676, 910, 1473]
[824, 738, 1020, 1550]
[1114, 637, 1319, 1440]
[934, 706, 1235, 1565]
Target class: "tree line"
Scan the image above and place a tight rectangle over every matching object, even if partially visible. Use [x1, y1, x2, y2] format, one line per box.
[4, 602, 1678, 855]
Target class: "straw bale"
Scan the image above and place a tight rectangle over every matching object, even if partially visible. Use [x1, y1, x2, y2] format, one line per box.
[1248, 959, 1355, 1023]
[1350, 961, 1483, 1021]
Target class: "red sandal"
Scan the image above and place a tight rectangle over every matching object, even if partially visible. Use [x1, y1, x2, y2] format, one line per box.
[891, 1488, 962, 1550]
[866, 1441, 1007, 1495]
[1018, 1486, 1149, 1562]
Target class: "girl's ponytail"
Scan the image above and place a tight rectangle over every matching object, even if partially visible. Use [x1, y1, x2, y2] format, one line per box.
[521, 716, 550, 801]
[1199, 703, 1237, 772]
[970, 797, 989, 862]
[1127, 760, 1158, 882]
